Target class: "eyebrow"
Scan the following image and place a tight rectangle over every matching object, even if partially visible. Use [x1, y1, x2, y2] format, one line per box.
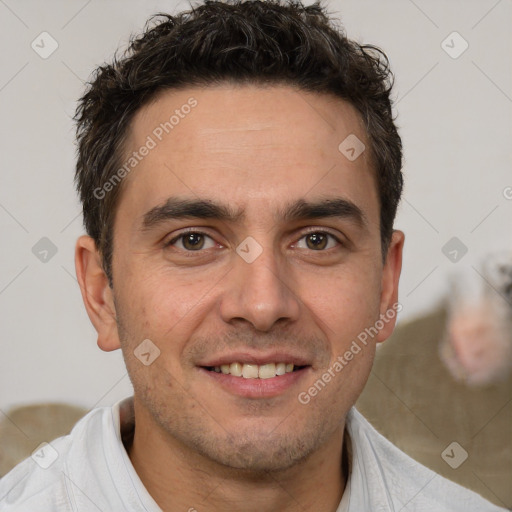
[140, 196, 369, 232]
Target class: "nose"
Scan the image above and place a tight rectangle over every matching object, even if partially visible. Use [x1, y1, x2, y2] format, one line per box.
[219, 243, 301, 332]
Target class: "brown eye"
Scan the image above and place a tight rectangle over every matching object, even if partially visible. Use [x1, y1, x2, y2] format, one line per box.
[166, 231, 216, 251]
[296, 232, 340, 251]
[182, 233, 205, 250]
[307, 233, 328, 250]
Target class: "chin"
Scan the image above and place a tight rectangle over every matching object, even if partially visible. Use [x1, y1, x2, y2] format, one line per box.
[194, 431, 318, 473]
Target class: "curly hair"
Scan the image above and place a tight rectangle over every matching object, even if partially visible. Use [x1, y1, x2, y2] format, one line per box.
[73, 0, 403, 286]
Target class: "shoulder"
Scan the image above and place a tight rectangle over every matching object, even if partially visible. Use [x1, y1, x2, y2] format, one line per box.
[346, 408, 507, 512]
[0, 405, 109, 511]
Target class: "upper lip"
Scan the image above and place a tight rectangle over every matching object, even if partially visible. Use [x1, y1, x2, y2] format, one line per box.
[197, 351, 312, 367]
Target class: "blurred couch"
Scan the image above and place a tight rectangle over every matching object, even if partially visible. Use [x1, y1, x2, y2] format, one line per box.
[0, 403, 86, 477]
[356, 304, 511, 509]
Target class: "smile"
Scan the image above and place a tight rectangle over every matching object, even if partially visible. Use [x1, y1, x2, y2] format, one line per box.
[204, 362, 307, 379]
[199, 362, 311, 399]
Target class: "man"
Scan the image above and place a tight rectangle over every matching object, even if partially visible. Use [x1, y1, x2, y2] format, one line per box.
[0, 0, 505, 510]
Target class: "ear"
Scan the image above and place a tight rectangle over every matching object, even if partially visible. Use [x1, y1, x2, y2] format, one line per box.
[376, 229, 405, 343]
[75, 235, 121, 352]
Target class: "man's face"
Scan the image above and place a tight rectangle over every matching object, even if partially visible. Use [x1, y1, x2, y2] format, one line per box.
[101, 84, 402, 471]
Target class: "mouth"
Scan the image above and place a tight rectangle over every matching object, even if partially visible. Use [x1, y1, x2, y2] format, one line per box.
[202, 362, 309, 379]
[197, 360, 312, 398]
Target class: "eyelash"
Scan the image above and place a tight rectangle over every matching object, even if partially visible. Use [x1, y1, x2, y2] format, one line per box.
[164, 228, 343, 252]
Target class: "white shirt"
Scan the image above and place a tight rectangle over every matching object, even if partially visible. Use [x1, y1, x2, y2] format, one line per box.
[0, 397, 506, 511]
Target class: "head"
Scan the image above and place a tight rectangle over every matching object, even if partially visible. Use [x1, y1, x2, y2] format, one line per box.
[75, 0, 405, 473]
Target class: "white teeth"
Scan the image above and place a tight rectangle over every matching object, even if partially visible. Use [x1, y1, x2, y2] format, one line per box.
[209, 362, 298, 378]
[242, 364, 259, 379]
[258, 363, 276, 379]
[276, 363, 286, 375]
[229, 362, 243, 377]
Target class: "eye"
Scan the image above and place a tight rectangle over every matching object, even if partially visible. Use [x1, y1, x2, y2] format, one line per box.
[295, 231, 341, 251]
[165, 231, 217, 251]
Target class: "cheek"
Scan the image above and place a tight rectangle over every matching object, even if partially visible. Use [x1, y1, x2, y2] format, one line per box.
[116, 265, 216, 350]
[114, 272, 194, 396]
[300, 267, 381, 341]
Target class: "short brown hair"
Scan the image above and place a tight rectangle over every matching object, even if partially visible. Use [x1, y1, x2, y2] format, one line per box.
[74, 0, 403, 286]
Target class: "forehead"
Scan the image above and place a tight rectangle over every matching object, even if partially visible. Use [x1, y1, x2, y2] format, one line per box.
[117, 84, 379, 230]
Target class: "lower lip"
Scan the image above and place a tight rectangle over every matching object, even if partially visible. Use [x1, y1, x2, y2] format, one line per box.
[198, 367, 311, 398]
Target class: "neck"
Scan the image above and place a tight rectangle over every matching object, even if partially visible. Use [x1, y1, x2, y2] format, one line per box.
[125, 403, 350, 512]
